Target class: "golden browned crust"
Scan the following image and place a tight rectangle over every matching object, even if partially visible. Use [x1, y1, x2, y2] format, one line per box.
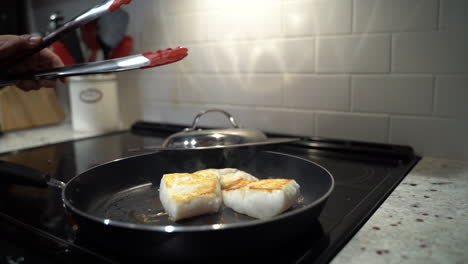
[164, 173, 217, 188]
[248, 179, 293, 192]
[164, 173, 192, 188]
[222, 177, 244, 187]
[224, 180, 257, 191]
[164, 173, 218, 203]
[193, 169, 218, 178]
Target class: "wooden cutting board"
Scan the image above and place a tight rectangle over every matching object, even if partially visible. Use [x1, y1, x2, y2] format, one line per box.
[0, 86, 65, 132]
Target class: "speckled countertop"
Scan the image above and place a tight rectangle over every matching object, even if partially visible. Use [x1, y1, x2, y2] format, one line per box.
[0, 126, 467, 263]
[331, 157, 468, 264]
[0, 123, 113, 154]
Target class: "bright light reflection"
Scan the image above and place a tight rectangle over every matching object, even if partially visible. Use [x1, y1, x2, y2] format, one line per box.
[104, 219, 110, 225]
[190, 139, 197, 145]
[165, 226, 175, 233]
[116, 56, 149, 68]
[184, 140, 189, 145]
[212, 224, 222, 230]
[212, 133, 224, 139]
[290, 14, 303, 28]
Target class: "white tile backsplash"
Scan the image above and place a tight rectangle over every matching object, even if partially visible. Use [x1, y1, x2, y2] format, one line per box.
[282, 39, 315, 73]
[230, 2, 283, 40]
[284, 75, 349, 111]
[178, 74, 232, 104]
[316, 112, 389, 143]
[392, 32, 468, 73]
[211, 43, 243, 73]
[390, 117, 468, 160]
[439, 0, 468, 30]
[179, 74, 283, 107]
[241, 108, 315, 136]
[284, 0, 352, 36]
[353, 0, 438, 33]
[141, 103, 315, 136]
[434, 76, 468, 118]
[112, 0, 468, 160]
[241, 41, 285, 73]
[176, 2, 282, 43]
[352, 75, 433, 115]
[316, 35, 391, 73]
[140, 73, 179, 102]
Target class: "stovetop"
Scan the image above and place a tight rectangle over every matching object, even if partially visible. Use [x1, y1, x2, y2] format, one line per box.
[0, 122, 419, 263]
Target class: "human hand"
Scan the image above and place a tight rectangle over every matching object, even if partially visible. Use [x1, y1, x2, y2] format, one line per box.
[0, 35, 64, 91]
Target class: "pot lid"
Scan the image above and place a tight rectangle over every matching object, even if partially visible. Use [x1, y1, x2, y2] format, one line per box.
[161, 109, 298, 150]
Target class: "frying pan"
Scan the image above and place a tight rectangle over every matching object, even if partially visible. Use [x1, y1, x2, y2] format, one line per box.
[0, 147, 334, 262]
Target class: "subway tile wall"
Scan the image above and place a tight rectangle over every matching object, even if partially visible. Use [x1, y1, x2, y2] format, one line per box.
[124, 0, 467, 160]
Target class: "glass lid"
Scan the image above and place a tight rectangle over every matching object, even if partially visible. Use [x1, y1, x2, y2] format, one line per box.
[161, 109, 298, 150]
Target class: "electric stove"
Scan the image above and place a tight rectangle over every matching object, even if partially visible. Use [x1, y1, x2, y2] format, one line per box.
[0, 122, 419, 263]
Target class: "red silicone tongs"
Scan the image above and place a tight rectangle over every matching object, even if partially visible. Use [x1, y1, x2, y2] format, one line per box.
[0, 47, 188, 86]
[0, 0, 133, 73]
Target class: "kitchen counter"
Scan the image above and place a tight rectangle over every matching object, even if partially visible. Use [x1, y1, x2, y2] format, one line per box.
[331, 157, 468, 264]
[0, 122, 116, 155]
[0, 126, 466, 263]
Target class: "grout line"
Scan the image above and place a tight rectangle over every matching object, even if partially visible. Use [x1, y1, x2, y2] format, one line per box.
[349, 75, 354, 112]
[281, 73, 286, 107]
[178, 32, 420, 46]
[178, 72, 439, 76]
[437, 0, 442, 31]
[389, 34, 393, 73]
[350, 0, 355, 33]
[431, 75, 437, 116]
[387, 115, 393, 143]
[312, 37, 317, 74]
[142, 99, 443, 121]
[314, 111, 318, 137]
[314, 35, 320, 73]
[178, 31, 441, 47]
[280, 0, 285, 38]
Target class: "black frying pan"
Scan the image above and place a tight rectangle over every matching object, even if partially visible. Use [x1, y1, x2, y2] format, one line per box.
[1, 148, 334, 262]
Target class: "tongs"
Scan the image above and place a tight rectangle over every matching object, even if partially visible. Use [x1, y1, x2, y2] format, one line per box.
[0, 0, 188, 86]
[0, 48, 188, 85]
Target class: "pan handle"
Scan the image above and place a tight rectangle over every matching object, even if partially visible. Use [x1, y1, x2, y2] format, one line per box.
[0, 160, 51, 188]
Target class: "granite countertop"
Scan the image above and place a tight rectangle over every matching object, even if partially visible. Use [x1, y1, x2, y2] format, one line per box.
[331, 157, 468, 264]
[1, 126, 467, 263]
[0, 123, 112, 155]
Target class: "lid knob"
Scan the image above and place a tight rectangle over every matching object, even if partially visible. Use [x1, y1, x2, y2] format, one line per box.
[186, 109, 239, 132]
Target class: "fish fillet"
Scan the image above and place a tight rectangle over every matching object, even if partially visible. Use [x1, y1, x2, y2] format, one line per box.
[222, 179, 300, 219]
[194, 168, 258, 189]
[159, 173, 222, 221]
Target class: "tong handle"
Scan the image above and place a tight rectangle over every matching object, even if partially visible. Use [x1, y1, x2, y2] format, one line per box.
[0, 47, 188, 87]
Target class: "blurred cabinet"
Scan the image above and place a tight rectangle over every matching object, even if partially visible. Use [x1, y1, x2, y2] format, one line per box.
[0, 1, 26, 35]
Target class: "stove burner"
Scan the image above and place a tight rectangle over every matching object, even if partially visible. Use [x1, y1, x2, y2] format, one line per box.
[335, 165, 376, 185]
[0, 125, 419, 264]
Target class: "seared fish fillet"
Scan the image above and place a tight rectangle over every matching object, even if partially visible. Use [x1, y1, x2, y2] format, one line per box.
[222, 179, 300, 219]
[194, 168, 258, 189]
[159, 173, 222, 221]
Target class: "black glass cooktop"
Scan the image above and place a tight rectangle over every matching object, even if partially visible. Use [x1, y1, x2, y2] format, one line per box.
[0, 122, 419, 263]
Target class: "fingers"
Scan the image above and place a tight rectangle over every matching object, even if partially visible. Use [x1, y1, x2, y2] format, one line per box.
[14, 80, 57, 92]
[0, 35, 65, 92]
[42, 48, 64, 68]
[15, 80, 40, 91]
[39, 80, 57, 88]
[9, 47, 63, 91]
[12, 48, 64, 72]
[0, 35, 42, 62]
